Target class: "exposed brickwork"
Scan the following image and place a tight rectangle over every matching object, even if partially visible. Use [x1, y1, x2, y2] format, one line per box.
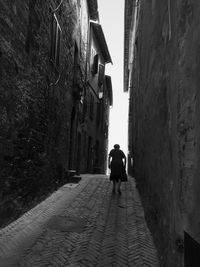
[0, 175, 159, 266]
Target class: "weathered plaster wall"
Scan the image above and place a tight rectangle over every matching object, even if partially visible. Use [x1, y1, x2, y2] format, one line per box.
[130, 0, 200, 266]
[177, 0, 200, 248]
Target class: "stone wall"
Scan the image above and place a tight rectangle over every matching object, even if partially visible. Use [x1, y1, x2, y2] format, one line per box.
[129, 0, 200, 266]
[0, 0, 88, 227]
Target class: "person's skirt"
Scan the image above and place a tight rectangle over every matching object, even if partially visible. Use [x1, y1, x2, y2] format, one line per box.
[109, 161, 127, 182]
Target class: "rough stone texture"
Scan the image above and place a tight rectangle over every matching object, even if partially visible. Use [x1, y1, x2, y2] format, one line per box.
[126, 0, 200, 266]
[0, 0, 89, 228]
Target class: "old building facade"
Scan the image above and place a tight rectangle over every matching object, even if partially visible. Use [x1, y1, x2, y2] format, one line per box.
[81, 21, 112, 174]
[0, 0, 112, 227]
[124, 0, 200, 266]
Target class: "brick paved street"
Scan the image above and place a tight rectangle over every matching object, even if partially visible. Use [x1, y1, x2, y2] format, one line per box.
[0, 175, 159, 267]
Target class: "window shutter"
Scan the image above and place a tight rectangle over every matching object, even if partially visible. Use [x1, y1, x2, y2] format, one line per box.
[98, 64, 105, 86]
[92, 54, 99, 74]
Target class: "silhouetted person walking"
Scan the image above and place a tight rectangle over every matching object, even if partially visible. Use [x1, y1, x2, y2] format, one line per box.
[108, 144, 127, 195]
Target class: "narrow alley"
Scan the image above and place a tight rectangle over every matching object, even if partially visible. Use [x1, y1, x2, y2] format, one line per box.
[2, 0, 200, 266]
[0, 175, 159, 267]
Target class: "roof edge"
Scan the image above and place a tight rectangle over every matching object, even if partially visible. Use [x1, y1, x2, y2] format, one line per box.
[91, 22, 112, 64]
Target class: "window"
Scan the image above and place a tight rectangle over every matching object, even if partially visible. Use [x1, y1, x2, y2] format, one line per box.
[50, 13, 61, 71]
[184, 232, 200, 266]
[91, 54, 99, 75]
[98, 64, 105, 86]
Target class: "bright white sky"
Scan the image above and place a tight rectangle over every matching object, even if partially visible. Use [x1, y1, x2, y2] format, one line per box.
[98, 0, 129, 155]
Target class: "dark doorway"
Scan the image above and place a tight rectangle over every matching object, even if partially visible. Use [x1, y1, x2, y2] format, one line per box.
[184, 231, 200, 267]
[94, 140, 100, 173]
[87, 136, 92, 172]
[76, 132, 81, 174]
[68, 108, 76, 169]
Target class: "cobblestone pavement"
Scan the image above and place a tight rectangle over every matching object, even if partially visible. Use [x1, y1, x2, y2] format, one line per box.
[0, 175, 160, 267]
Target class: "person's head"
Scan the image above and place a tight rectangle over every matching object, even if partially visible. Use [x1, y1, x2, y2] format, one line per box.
[114, 144, 120, 149]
